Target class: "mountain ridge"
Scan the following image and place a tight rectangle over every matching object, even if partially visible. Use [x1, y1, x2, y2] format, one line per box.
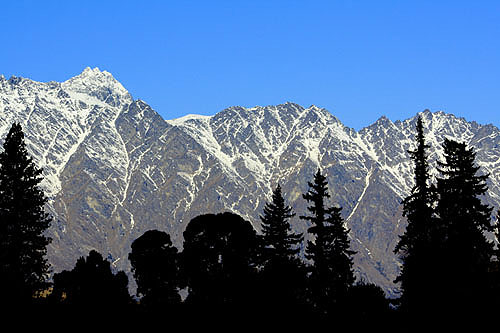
[1, 68, 499, 297]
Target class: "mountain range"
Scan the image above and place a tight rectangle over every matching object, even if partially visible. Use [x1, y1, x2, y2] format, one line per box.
[1, 67, 500, 297]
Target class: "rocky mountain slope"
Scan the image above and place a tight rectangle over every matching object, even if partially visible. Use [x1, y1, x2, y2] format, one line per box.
[1, 67, 499, 296]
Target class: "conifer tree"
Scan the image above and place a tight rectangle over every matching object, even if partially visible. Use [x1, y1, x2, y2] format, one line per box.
[260, 184, 302, 265]
[394, 116, 436, 312]
[300, 169, 355, 315]
[0, 123, 52, 303]
[435, 138, 494, 312]
[259, 183, 304, 307]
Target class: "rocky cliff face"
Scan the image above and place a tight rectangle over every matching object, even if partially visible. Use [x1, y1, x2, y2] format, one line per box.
[1, 67, 499, 296]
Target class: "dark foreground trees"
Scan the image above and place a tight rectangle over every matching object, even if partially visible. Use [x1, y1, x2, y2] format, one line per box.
[347, 281, 391, 318]
[394, 116, 437, 312]
[259, 184, 306, 308]
[0, 122, 52, 304]
[300, 169, 356, 315]
[182, 212, 260, 309]
[129, 230, 181, 307]
[395, 117, 498, 316]
[434, 138, 495, 312]
[51, 250, 131, 307]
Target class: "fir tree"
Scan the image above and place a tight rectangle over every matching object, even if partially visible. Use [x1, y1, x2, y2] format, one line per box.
[0, 123, 52, 304]
[435, 138, 494, 312]
[259, 183, 305, 308]
[300, 169, 355, 315]
[394, 116, 436, 312]
[260, 183, 302, 264]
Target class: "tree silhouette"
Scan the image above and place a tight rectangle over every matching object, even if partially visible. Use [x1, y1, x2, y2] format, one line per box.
[346, 281, 391, 318]
[51, 250, 131, 308]
[260, 184, 302, 262]
[434, 138, 494, 313]
[129, 230, 181, 307]
[300, 169, 355, 315]
[394, 116, 437, 312]
[182, 212, 260, 310]
[0, 122, 52, 304]
[259, 184, 305, 309]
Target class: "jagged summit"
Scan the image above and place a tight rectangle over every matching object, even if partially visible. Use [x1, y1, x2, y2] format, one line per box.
[169, 102, 341, 129]
[74, 66, 116, 80]
[61, 67, 132, 107]
[81, 66, 104, 74]
[64, 66, 124, 87]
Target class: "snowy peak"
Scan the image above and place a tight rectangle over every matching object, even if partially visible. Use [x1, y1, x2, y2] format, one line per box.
[0, 67, 137, 197]
[70, 66, 118, 82]
[166, 113, 211, 127]
[62, 67, 132, 107]
[81, 66, 108, 76]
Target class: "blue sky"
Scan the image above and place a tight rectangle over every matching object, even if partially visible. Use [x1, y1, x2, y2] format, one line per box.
[1, 1, 499, 130]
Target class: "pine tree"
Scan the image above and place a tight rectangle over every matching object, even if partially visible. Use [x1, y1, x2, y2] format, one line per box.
[394, 116, 436, 312]
[300, 169, 355, 315]
[0, 123, 52, 304]
[435, 138, 494, 312]
[259, 183, 305, 308]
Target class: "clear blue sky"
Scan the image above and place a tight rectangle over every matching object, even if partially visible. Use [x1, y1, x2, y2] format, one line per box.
[1, 1, 499, 130]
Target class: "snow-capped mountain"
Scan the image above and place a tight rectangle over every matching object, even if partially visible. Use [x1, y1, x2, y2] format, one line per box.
[1, 67, 500, 296]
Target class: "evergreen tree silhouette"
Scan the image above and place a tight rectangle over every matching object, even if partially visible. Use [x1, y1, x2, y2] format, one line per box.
[129, 230, 181, 307]
[0, 122, 52, 304]
[435, 138, 494, 313]
[182, 212, 260, 311]
[394, 116, 437, 312]
[346, 281, 391, 318]
[300, 169, 355, 315]
[51, 250, 131, 308]
[259, 184, 305, 310]
[261, 184, 302, 262]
